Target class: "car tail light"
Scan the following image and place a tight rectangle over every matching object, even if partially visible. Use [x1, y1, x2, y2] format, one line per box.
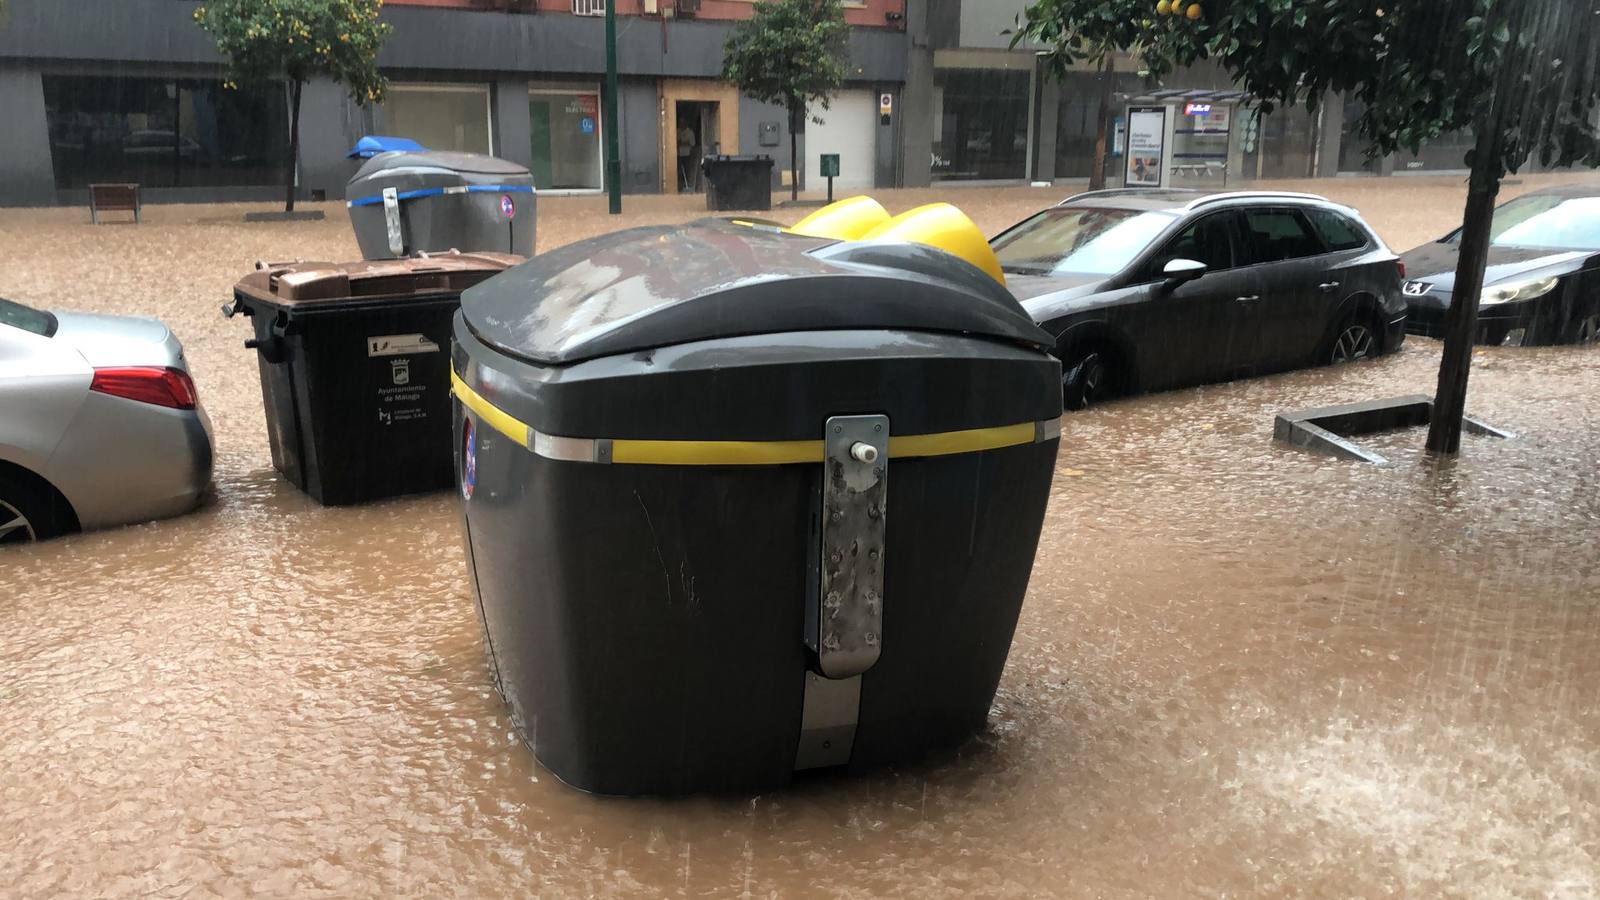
[90, 367, 198, 410]
[1397, 259, 1407, 279]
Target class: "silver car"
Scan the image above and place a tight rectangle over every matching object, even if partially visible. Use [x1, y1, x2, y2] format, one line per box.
[0, 297, 213, 544]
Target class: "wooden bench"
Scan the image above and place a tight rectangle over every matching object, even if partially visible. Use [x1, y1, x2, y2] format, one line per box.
[89, 183, 142, 224]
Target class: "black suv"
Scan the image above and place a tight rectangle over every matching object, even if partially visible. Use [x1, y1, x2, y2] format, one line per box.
[992, 189, 1407, 408]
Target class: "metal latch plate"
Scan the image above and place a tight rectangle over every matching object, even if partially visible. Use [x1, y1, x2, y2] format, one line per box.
[383, 187, 404, 256]
[813, 414, 887, 680]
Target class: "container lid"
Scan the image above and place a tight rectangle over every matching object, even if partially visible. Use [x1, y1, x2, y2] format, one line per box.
[234, 251, 523, 309]
[460, 219, 1053, 365]
[349, 151, 530, 182]
[347, 135, 427, 159]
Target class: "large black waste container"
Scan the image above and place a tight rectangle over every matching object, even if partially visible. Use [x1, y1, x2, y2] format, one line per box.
[450, 219, 1063, 795]
[347, 151, 536, 259]
[701, 155, 774, 211]
[227, 252, 520, 505]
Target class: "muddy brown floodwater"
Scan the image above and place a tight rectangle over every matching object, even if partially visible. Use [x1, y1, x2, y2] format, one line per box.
[3, 176, 1600, 898]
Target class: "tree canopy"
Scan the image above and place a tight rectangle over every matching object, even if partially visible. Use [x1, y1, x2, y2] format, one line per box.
[1140, 0, 1600, 178]
[722, 0, 850, 117]
[1013, 0, 1167, 79]
[194, 0, 390, 106]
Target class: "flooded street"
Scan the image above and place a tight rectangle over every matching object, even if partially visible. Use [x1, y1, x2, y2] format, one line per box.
[3, 177, 1600, 897]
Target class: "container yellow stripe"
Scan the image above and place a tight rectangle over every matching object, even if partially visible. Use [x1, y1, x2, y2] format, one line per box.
[452, 369, 1050, 465]
[611, 438, 824, 466]
[451, 371, 530, 447]
[887, 422, 1037, 459]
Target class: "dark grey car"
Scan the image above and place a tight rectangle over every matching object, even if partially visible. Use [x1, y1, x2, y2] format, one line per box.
[1401, 183, 1600, 346]
[992, 189, 1408, 408]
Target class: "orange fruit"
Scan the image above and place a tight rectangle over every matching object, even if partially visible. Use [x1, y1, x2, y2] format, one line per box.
[1186, 3, 1202, 18]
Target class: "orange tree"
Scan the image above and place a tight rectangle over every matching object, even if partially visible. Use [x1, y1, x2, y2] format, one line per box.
[1021, 0, 1600, 453]
[195, 0, 390, 213]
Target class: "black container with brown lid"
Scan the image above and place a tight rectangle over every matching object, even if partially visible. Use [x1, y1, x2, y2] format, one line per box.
[226, 250, 521, 505]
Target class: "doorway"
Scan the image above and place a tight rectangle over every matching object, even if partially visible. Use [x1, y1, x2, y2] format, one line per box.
[674, 100, 720, 192]
[658, 79, 739, 195]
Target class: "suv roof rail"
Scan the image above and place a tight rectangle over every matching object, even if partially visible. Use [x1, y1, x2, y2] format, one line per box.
[1183, 190, 1330, 210]
[1056, 188, 1180, 206]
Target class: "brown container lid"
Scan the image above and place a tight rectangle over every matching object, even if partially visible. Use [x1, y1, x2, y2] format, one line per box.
[234, 250, 523, 308]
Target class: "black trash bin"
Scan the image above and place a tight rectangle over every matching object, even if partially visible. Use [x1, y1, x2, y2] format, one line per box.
[701, 155, 775, 211]
[227, 252, 520, 505]
[450, 219, 1062, 795]
[347, 151, 536, 259]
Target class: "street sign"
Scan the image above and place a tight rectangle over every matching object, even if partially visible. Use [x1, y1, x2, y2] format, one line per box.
[879, 92, 893, 125]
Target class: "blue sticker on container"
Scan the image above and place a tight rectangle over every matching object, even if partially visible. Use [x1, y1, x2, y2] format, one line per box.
[581, 117, 595, 134]
[500, 194, 516, 219]
[461, 417, 477, 500]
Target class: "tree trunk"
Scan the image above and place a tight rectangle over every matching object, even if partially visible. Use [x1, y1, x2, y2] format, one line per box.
[1089, 54, 1114, 191]
[789, 102, 801, 203]
[1424, 0, 1528, 454]
[285, 78, 303, 214]
[1425, 153, 1501, 454]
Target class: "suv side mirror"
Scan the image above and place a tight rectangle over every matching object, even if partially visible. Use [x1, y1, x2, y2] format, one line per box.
[1162, 258, 1208, 285]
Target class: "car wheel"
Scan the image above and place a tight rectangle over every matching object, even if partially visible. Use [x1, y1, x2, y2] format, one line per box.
[0, 472, 75, 545]
[1328, 315, 1378, 365]
[1061, 345, 1121, 411]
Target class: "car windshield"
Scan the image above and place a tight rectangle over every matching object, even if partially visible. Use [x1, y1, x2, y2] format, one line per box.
[0, 297, 57, 337]
[1489, 196, 1600, 251]
[1446, 193, 1600, 251]
[992, 207, 1178, 276]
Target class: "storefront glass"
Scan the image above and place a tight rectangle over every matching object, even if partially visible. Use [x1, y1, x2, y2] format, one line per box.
[529, 89, 603, 191]
[1339, 99, 1472, 173]
[1054, 71, 1142, 179]
[383, 84, 492, 154]
[41, 76, 288, 190]
[1242, 105, 1318, 179]
[931, 68, 1031, 181]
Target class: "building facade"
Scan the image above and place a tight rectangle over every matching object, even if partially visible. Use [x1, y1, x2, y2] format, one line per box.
[0, 0, 908, 206]
[0, 0, 1530, 208]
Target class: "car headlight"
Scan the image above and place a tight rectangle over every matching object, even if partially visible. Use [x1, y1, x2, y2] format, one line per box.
[1481, 276, 1559, 306]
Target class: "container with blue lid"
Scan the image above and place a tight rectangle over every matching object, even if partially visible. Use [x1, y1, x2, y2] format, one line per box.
[347, 151, 535, 260]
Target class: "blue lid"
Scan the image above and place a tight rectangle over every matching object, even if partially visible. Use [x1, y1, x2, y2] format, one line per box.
[347, 135, 427, 159]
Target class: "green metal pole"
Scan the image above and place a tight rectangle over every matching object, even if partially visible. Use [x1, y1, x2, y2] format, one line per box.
[604, 2, 622, 215]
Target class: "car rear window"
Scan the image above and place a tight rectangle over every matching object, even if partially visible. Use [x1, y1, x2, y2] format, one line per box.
[1239, 208, 1326, 265]
[1305, 208, 1370, 252]
[0, 297, 57, 337]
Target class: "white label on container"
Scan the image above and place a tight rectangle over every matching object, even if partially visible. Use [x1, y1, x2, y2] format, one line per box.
[368, 334, 440, 357]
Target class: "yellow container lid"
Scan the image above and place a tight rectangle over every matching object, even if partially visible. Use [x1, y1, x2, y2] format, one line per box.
[860, 203, 1006, 287]
[788, 196, 892, 241]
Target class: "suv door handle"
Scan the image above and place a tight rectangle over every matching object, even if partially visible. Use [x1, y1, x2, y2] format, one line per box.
[1318, 281, 1341, 292]
[1234, 294, 1261, 303]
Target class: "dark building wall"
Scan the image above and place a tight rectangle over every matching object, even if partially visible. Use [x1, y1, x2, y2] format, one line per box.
[900, 0, 935, 188]
[738, 96, 796, 190]
[0, 67, 55, 205]
[0, 0, 906, 205]
[618, 78, 662, 194]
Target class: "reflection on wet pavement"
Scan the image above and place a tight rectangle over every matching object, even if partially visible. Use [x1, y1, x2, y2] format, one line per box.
[2, 179, 1598, 896]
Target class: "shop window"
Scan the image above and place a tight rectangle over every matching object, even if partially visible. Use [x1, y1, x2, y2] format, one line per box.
[530, 89, 604, 191]
[931, 68, 1031, 182]
[41, 75, 288, 190]
[383, 84, 492, 155]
